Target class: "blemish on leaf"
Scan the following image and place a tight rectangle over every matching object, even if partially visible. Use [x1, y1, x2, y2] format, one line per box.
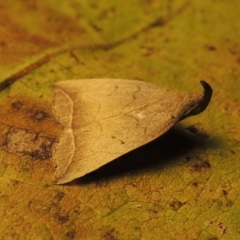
[11, 180, 20, 187]
[205, 45, 217, 51]
[169, 198, 185, 211]
[66, 230, 75, 239]
[192, 181, 199, 187]
[134, 226, 141, 231]
[57, 214, 69, 224]
[222, 189, 228, 196]
[32, 110, 48, 122]
[230, 150, 235, 154]
[191, 160, 211, 172]
[208, 236, 218, 240]
[221, 183, 231, 196]
[218, 222, 227, 234]
[2, 127, 57, 160]
[219, 197, 234, 209]
[186, 125, 198, 134]
[11, 101, 23, 110]
[185, 124, 209, 138]
[148, 209, 158, 217]
[103, 228, 116, 240]
[60, 225, 76, 240]
[54, 191, 65, 201]
[29, 199, 51, 216]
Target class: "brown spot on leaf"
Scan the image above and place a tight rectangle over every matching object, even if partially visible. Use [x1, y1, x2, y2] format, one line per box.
[219, 197, 233, 209]
[186, 125, 198, 134]
[208, 237, 218, 240]
[218, 222, 227, 234]
[11, 101, 23, 110]
[169, 198, 185, 211]
[192, 181, 199, 187]
[221, 183, 231, 197]
[57, 215, 69, 224]
[185, 125, 209, 138]
[2, 127, 56, 160]
[222, 189, 228, 196]
[54, 191, 65, 201]
[191, 181, 205, 194]
[66, 230, 75, 238]
[205, 45, 217, 51]
[32, 110, 48, 122]
[11, 180, 20, 187]
[191, 160, 211, 172]
[103, 228, 116, 240]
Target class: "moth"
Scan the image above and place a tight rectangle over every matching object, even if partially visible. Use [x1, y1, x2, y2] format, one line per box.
[52, 79, 212, 184]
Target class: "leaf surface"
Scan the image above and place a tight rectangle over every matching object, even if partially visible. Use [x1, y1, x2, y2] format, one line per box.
[0, 1, 240, 239]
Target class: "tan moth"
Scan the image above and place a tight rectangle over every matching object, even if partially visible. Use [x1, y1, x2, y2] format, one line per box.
[52, 79, 212, 184]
